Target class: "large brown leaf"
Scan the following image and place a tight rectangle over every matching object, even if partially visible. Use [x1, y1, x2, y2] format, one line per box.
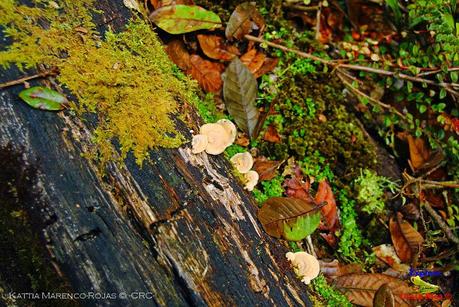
[197, 34, 240, 61]
[389, 212, 424, 265]
[223, 58, 259, 138]
[240, 49, 278, 78]
[257, 197, 321, 240]
[225, 2, 265, 40]
[398, 132, 431, 170]
[187, 55, 225, 93]
[335, 273, 415, 307]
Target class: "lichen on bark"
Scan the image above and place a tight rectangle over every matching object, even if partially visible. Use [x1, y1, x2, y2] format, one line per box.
[0, 0, 197, 165]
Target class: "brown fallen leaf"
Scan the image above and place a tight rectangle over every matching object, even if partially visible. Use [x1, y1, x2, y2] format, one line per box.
[225, 2, 265, 40]
[253, 157, 283, 181]
[254, 57, 279, 78]
[284, 176, 313, 202]
[187, 55, 225, 93]
[373, 244, 410, 273]
[314, 180, 339, 231]
[398, 132, 431, 171]
[319, 259, 363, 278]
[165, 40, 191, 71]
[197, 34, 240, 61]
[334, 273, 415, 307]
[373, 283, 395, 307]
[389, 212, 424, 265]
[241, 49, 266, 75]
[263, 124, 281, 143]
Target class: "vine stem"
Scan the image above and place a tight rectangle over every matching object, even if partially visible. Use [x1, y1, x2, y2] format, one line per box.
[0, 68, 58, 89]
[244, 35, 459, 97]
[422, 201, 459, 245]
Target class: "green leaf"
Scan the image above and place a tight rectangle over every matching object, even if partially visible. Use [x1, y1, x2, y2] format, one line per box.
[18, 86, 68, 111]
[283, 211, 320, 241]
[223, 58, 259, 138]
[440, 88, 447, 99]
[257, 197, 322, 241]
[149, 5, 222, 34]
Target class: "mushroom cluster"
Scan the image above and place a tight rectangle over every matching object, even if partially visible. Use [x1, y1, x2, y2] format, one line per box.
[286, 251, 320, 285]
[192, 119, 237, 155]
[191, 119, 259, 191]
[230, 152, 258, 191]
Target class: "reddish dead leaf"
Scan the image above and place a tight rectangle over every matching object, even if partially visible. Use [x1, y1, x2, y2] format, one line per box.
[255, 57, 279, 78]
[253, 157, 283, 181]
[197, 34, 240, 61]
[241, 49, 266, 74]
[234, 133, 250, 147]
[320, 232, 338, 247]
[263, 124, 281, 143]
[315, 180, 339, 231]
[319, 259, 363, 279]
[165, 40, 191, 71]
[187, 55, 225, 93]
[373, 244, 410, 273]
[283, 176, 313, 202]
[389, 213, 424, 265]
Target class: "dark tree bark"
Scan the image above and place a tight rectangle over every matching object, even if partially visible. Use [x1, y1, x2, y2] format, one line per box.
[0, 1, 312, 306]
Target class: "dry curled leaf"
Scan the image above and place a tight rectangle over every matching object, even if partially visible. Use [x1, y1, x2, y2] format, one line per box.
[335, 273, 415, 307]
[225, 2, 265, 40]
[373, 283, 395, 307]
[319, 259, 363, 278]
[165, 40, 191, 70]
[258, 197, 322, 241]
[284, 176, 313, 202]
[263, 124, 281, 143]
[253, 157, 282, 181]
[187, 55, 225, 93]
[197, 34, 240, 61]
[223, 57, 259, 138]
[389, 212, 424, 265]
[314, 180, 339, 231]
[398, 132, 431, 171]
[240, 49, 278, 78]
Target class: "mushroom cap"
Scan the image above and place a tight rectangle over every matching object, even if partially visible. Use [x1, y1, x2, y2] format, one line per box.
[191, 134, 208, 154]
[230, 152, 254, 174]
[200, 123, 232, 155]
[217, 119, 237, 146]
[286, 252, 320, 285]
[244, 170, 259, 191]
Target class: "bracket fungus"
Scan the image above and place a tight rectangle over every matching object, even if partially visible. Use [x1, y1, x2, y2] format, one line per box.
[191, 134, 209, 154]
[286, 251, 320, 285]
[199, 123, 234, 155]
[244, 170, 259, 191]
[217, 119, 237, 147]
[230, 152, 254, 173]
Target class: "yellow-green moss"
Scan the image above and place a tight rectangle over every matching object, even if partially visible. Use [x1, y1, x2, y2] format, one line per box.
[0, 0, 197, 165]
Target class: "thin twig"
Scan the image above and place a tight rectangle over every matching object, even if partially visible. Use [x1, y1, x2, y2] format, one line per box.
[244, 35, 459, 97]
[0, 68, 58, 89]
[422, 201, 459, 245]
[282, 3, 319, 11]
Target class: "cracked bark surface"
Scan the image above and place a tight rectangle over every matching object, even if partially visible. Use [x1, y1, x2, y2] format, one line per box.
[0, 1, 312, 306]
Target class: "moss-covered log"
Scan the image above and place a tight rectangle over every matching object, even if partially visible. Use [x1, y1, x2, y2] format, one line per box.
[0, 1, 312, 306]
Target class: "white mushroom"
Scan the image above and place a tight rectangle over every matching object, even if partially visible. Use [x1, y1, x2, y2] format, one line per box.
[286, 251, 320, 285]
[200, 123, 233, 155]
[191, 134, 208, 154]
[230, 152, 254, 174]
[217, 119, 237, 146]
[244, 170, 259, 191]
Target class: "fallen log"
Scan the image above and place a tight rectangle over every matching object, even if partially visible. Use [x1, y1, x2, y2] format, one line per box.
[0, 1, 311, 306]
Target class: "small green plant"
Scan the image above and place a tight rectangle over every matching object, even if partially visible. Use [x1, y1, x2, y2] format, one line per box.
[252, 176, 285, 204]
[224, 144, 246, 159]
[299, 151, 335, 182]
[311, 275, 351, 307]
[354, 169, 399, 214]
[337, 190, 364, 262]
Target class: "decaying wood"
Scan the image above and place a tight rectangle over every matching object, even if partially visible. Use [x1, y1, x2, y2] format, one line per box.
[0, 1, 312, 306]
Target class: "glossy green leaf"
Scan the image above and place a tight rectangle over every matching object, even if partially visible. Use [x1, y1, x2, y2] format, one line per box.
[18, 86, 68, 111]
[283, 211, 320, 241]
[223, 57, 259, 138]
[149, 5, 222, 34]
